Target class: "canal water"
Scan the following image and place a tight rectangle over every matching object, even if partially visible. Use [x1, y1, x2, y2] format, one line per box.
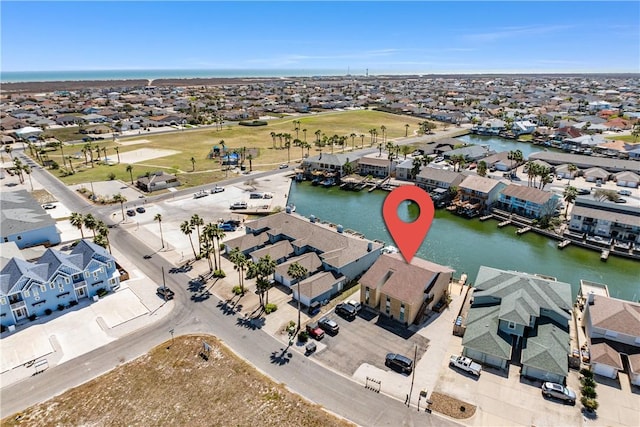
[457, 134, 560, 159]
[287, 181, 640, 301]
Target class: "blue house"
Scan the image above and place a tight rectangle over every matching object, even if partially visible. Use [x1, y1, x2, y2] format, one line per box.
[497, 184, 560, 219]
[0, 240, 120, 329]
[0, 190, 61, 249]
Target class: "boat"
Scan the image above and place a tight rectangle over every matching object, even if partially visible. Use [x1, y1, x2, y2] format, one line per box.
[381, 245, 399, 254]
[286, 204, 296, 212]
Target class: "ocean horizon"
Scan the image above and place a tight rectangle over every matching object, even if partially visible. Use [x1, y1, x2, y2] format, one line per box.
[0, 68, 361, 83]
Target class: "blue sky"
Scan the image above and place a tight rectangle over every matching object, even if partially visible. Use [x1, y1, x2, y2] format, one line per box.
[2, 1, 639, 74]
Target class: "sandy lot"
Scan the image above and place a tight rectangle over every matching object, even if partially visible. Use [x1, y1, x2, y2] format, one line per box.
[117, 148, 180, 164]
[116, 138, 151, 146]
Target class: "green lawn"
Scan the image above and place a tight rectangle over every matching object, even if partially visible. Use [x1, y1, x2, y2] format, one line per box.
[605, 134, 638, 143]
[36, 110, 435, 188]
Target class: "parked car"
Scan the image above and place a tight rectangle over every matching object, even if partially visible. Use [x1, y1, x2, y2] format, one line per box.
[346, 300, 362, 313]
[385, 353, 413, 374]
[279, 163, 289, 169]
[335, 302, 357, 320]
[318, 317, 339, 335]
[42, 203, 56, 209]
[541, 382, 576, 405]
[449, 355, 482, 376]
[305, 323, 325, 340]
[136, 206, 146, 213]
[308, 301, 321, 316]
[211, 185, 225, 193]
[577, 188, 591, 195]
[218, 223, 236, 232]
[194, 190, 209, 199]
[126, 209, 136, 216]
[230, 201, 248, 210]
[156, 286, 175, 300]
[617, 190, 632, 196]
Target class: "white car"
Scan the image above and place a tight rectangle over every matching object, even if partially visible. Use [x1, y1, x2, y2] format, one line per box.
[42, 203, 56, 209]
[346, 300, 362, 313]
[541, 382, 576, 405]
[279, 164, 289, 169]
[211, 186, 225, 193]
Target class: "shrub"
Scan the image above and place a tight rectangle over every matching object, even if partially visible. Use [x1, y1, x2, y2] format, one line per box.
[69, 300, 78, 307]
[581, 396, 599, 412]
[238, 120, 268, 127]
[580, 368, 594, 379]
[298, 330, 309, 342]
[581, 386, 597, 399]
[581, 377, 596, 388]
[265, 303, 278, 314]
[213, 270, 226, 278]
[232, 285, 243, 295]
[96, 288, 108, 298]
[29, 314, 37, 321]
[108, 172, 116, 180]
[44, 308, 52, 315]
[58, 304, 65, 311]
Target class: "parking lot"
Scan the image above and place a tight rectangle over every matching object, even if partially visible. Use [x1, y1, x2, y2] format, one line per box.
[311, 308, 429, 376]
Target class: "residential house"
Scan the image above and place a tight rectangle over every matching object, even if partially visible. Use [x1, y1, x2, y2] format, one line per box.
[555, 164, 579, 180]
[136, 171, 181, 193]
[482, 151, 513, 172]
[614, 171, 639, 188]
[358, 155, 395, 178]
[292, 271, 347, 308]
[0, 239, 121, 329]
[359, 253, 454, 325]
[301, 153, 354, 179]
[568, 197, 640, 244]
[0, 190, 61, 249]
[528, 152, 640, 175]
[512, 120, 537, 136]
[443, 145, 494, 162]
[454, 175, 507, 214]
[274, 252, 323, 287]
[583, 167, 610, 183]
[582, 293, 640, 384]
[497, 184, 560, 219]
[415, 168, 464, 192]
[394, 158, 414, 181]
[462, 266, 573, 383]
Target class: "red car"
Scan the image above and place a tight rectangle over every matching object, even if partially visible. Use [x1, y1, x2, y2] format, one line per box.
[305, 323, 325, 340]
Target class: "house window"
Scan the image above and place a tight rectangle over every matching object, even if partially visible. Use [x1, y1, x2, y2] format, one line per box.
[385, 297, 391, 315]
[508, 321, 515, 329]
[108, 278, 116, 285]
[365, 287, 370, 305]
[50, 283, 55, 290]
[73, 274, 80, 281]
[0, 297, 5, 305]
[93, 272, 99, 279]
[24, 290, 30, 297]
[107, 262, 113, 269]
[40, 285, 46, 293]
[59, 284, 65, 291]
[65, 277, 70, 284]
[605, 330, 618, 339]
[399, 303, 405, 323]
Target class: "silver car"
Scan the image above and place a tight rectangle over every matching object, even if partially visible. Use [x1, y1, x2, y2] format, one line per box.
[541, 382, 576, 405]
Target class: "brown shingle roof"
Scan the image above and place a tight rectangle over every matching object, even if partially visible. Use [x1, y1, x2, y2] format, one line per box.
[589, 295, 640, 337]
[460, 175, 502, 194]
[501, 184, 554, 205]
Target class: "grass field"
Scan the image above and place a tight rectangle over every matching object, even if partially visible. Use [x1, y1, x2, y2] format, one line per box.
[37, 110, 435, 188]
[605, 134, 638, 143]
[3, 335, 353, 427]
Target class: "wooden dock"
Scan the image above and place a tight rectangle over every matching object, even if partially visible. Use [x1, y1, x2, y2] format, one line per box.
[498, 220, 512, 228]
[479, 214, 493, 221]
[516, 226, 531, 235]
[600, 250, 609, 261]
[558, 240, 571, 249]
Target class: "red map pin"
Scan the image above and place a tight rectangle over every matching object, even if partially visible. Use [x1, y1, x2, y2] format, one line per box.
[382, 186, 435, 264]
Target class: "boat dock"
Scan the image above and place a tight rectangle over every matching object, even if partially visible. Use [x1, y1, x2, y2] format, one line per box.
[479, 214, 493, 221]
[600, 250, 609, 261]
[516, 226, 531, 235]
[498, 219, 512, 228]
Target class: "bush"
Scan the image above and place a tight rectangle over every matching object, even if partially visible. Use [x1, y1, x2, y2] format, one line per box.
[70, 300, 78, 307]
[298, 330, 309, 342]
[213, 270, 226, 278]
[581, 396, 599, 412]
[232, 285, 243, 295]
[581, 377, 596, 388]
[108, 172, 116, 180]
[581, 386, 597, 399]
[44, 308, 52, 315]
[29, 314, 37, 322]
[96, 288, 108, 298]
[58, 304, 65, 311]
[580, 368, 594, 379]
[265, 303, 278, 314]
[238, 120, 268, 127]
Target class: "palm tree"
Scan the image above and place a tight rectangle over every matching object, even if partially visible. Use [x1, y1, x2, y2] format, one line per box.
[4, 145, 13, 159]
[405, 124, 410, 137]
[360, 134, 365, 148]
[567, 164, 577, 185]
[23, 164, 34, 191]
[315, 130, 321, 145]
[400, 145, 412, 159]
[66, 156, 75, 174]
[229, 247, 248, 294]
[247, 255, 277, 308]
[477, 160, 488, 177]
[302, 128, 307, 142]
[113, 193, 127, 221]
[202, 222, 218, 271]
[154, 213, 164, 248]
[95, 220, 111, 253]
[12, 158, 24, 184]
[270, 132, 277, 149]
[213, 225, 226, 271]
[190, 156, 196, 171]
[114, 146, 121, 164]
[190, 214, 204, 253]
[83, 213, 98, 238]
[411, 157, 422, 182]
[70, 212, 85, 238]
[285, 139, 291, 163]
[287, 262, 308, 331]
[563, 186, 578, 217]
[247, 154, 253, 172]
[380, 125, 387, 144]
[126, 164, 134, 184]
[181, 220, 197, 259]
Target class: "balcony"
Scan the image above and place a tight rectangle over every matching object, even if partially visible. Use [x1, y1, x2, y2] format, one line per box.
[10, 300, 26, 310]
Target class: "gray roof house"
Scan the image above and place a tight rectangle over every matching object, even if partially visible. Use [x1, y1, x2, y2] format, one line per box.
[462, 266, 573, 383]
[0, 190, 61, 249]
[416, 167, 465, 192]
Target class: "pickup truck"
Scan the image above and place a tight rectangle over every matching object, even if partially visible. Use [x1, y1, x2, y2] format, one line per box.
[449, 355, 482, 376]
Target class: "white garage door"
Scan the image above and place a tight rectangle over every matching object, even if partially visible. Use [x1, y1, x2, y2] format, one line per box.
[593, 362, 617, 379]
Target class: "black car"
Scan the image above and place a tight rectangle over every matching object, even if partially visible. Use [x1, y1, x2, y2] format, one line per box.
[126, 209, 136, 216]
[136, 206, 146, 213]
[335, 303, 357, 320]
[156, 286, 175, 300]
[385, 353, 413, 374]
[318, 317, 339, 335]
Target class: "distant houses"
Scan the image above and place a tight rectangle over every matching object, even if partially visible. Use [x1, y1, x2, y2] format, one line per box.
[0, 190, 61, 249]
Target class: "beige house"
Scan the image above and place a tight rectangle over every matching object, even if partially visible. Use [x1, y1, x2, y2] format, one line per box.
[359, 253, 453, 325]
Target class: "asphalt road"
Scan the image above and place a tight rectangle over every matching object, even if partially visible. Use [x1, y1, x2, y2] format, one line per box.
[3, 148, 459, 426]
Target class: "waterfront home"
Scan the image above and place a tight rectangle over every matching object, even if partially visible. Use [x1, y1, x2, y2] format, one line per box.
[481, 151, 513, 172]
[568, 198, 640, 244]
[497, 184, 560, 219]
[563, 135, 606, 153]
[582, 292, 640, 385]
[462, 266, 573, 383]
[472, 119, 506, 135]
[415, 168, 464, 192]
[301, 153, 354, 179]
[453, 175, 507, 214]
[512, 120, 537, 136]
[0, 239, 121, 329]
[225, 211, 382, 283]
[291, 271, 347, 308]
[0, 190, 61, 249]
[443, 145, 495, 162]
[394, 158, 414, 181]
[358, 253, 454, 326]
[136, 171, 181, 193]
[274, 252, 323, 287]
[358, 155, 395, 178]
[528, 152, 640, 175]
[614, 171, 639, 188]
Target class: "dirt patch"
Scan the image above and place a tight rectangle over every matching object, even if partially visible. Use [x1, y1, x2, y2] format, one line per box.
[30, 189, 56, 204]
[3, 335, 353, 427]
[117, 147, 180, 164]
[429, 391, 476, 419]
[116, 138, 151, 146]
